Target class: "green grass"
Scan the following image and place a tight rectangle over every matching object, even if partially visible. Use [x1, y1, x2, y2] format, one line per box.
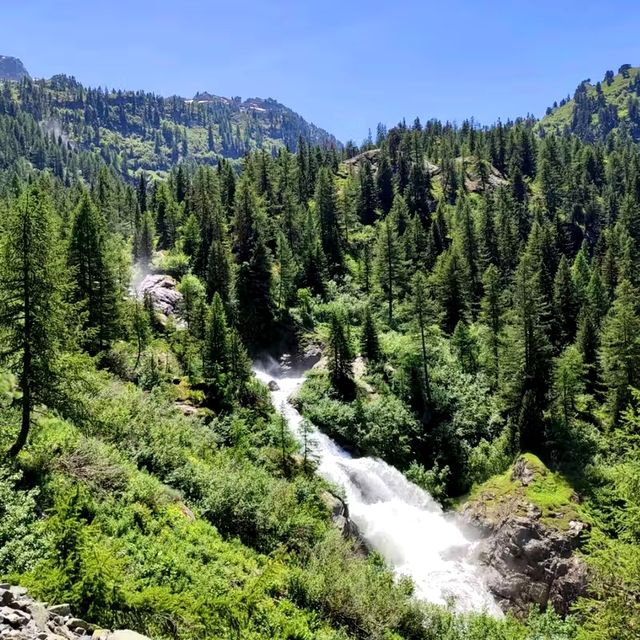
[465, 453, 582, 531]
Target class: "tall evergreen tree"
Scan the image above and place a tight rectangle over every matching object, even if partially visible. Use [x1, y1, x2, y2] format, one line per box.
[374, 214, 404, 325]
[412, 272, 433, 404]
[376, 150, 395, 215]
[360, 306, 382, 363]
[233, 176, 274, 345]
[503, 251, 552, 452]
[357, 159, 378, 225]
[552, 255, 577, 347]
[314, 167, 342, 274]
[600, 279, 640, 423]
[0, 184, 69, 456]
[327, 308, 354, 397]
[480, 264, 503, 387]
[203, 292, 229, 380]
[68, 192, 121, 354]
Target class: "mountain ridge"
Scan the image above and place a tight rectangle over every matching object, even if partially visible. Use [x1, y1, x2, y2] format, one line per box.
[539, 63, 640, 140]
[0, 68, 339, 174]
[0, 55, 30, 81]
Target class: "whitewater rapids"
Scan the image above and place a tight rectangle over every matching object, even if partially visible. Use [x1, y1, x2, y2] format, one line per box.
[254, 366, 501, 616]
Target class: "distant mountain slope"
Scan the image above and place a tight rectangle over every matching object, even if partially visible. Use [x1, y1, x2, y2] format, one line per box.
[0, 73, 339, 174]
[539, 64, 640, 141]
[0, 55, 30, 81]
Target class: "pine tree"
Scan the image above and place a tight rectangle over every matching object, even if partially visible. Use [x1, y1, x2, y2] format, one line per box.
[503, 251, 552, 452]
[327, 308, 354, 397]
[131, 299, 151, 370]
[374, 214, 404, 325]
[552, 255, 577, 347]
[314, 167, 342, 274]
[0, 183, 69, 456]
[137, 211, 155, 264]
[203, 292, 229, 380]
[412, 272, 433, 404]
[571, 246, 592, 310]
[227, 325, 252, 393]
[178, 274, 207, 336]
[206, 238, 231, 304]
[406, 160, 432, 224]
[551, 345, 586, 436]
[376, 150, 394, 215]
[433, 248, 470, 334]
[357, 159, 377, 225]
[360, 306, 381, 363]
[276, 231, 298, 311]
[480, 264, 503, 386]
[600, 279, 640, 423]
[452, 321, 479, 373]
[453, 197, 480, 305]
[68, 192, 121, 354]
[233, 177, 274, 345]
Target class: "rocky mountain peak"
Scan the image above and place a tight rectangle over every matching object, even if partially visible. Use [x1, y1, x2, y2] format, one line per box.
[0, 55, 30, 81]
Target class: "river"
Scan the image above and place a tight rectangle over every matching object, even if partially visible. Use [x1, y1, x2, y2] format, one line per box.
[253, 365, 501, 616]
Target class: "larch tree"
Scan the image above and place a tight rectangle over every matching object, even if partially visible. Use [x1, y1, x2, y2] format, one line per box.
[0, 183, 70, 456]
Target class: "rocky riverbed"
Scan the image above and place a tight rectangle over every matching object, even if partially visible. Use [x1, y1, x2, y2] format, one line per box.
[0, 584, 150, 640]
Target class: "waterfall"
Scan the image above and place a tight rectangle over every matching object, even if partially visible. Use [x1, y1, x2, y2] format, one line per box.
[254, 366, 501, 616]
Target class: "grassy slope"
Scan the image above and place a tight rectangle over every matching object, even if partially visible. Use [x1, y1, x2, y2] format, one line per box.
[540, 66, 640, 135]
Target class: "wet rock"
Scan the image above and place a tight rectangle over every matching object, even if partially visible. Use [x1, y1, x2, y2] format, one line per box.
[321, 491, 366, 553]
[267, 380, 280, 391]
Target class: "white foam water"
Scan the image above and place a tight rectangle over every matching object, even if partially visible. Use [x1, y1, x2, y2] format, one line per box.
[254, 367, 501, 616]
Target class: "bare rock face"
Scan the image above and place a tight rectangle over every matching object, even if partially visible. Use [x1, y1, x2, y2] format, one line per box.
[462, 456, 588, 617]
[137, 274, 182, 317]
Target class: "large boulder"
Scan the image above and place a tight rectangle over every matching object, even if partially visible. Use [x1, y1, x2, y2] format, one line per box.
[137, 274, 182, 317]
[461, 454, 588, 616]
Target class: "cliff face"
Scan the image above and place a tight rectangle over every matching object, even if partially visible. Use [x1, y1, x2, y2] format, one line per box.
[461, 455, 588, 616]
[0, 56, 30, 81]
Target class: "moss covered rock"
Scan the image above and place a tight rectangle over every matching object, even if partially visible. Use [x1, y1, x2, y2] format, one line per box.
[461, 454, 588, 617]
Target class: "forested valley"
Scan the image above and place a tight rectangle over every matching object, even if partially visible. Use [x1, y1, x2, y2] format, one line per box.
[0, 64, 639, 640]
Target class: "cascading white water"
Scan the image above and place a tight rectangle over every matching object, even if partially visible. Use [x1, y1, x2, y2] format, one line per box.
[254, 366, 502, 616]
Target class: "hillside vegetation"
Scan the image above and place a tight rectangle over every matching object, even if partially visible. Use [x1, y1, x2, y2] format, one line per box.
[0, 65, 639, 640]
[540, 64, 640, 140]
[0, 73, 338, 176]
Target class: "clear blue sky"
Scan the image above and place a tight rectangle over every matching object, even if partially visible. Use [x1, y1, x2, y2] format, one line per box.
[3, 1, 639, 142]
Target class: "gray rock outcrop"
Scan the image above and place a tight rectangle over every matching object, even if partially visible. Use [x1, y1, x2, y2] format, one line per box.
[462, 457, 588, 616]
[0, 584, 151, 640]
[321, 491, 366, 554]
[137, 274, 182, 317]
